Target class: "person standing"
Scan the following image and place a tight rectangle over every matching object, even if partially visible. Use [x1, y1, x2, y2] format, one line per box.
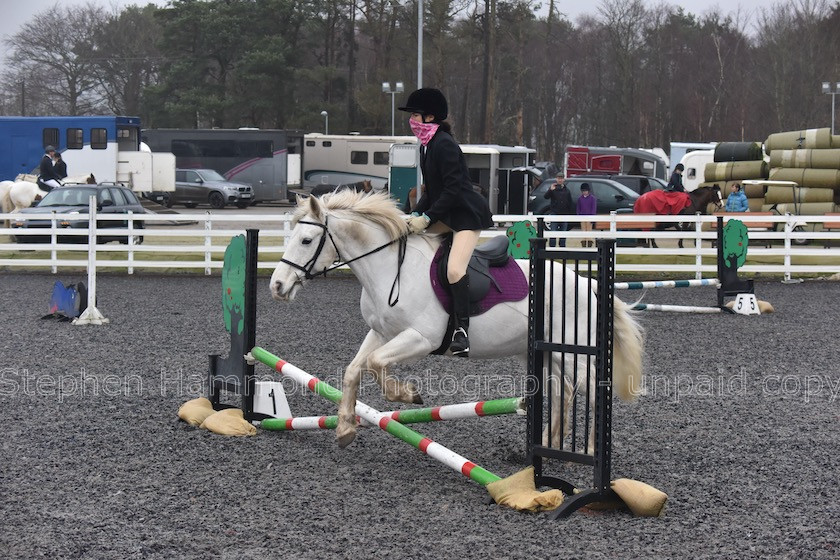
[667, 163, 686, 192]
[398, 88, 494, 358]
[53, 152, 68, 179]
[38, 146, 62, 191]
[543, 172, 572, 247]
[576, 182, 598, 247]
[725, 183, 749, 212]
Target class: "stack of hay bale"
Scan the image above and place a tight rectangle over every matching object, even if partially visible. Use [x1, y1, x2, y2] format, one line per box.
[701, 142, 768, 211]
[765, 127, 840, 215]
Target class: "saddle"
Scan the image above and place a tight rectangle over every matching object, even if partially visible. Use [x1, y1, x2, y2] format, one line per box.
[429, 235, 529, 355]
[436, 235, 510, 313]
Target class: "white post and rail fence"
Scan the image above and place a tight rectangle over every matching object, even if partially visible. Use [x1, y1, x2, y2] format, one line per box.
[2, 207, 840, 283]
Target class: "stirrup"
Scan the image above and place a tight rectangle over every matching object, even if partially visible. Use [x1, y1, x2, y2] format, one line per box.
[450, 327, 469, 357]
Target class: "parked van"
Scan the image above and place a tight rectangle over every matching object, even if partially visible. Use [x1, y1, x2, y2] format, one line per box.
[680, 149, 715, 192]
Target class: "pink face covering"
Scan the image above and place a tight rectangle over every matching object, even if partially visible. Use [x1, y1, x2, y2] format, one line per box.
[409, 119, 439, 146]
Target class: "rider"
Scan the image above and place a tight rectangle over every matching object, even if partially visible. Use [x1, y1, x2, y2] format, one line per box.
[399, 88, 494, 358]
[38, 146, 62, 191]
[53, 152, 68, 180]
[666, 163, 686, 192]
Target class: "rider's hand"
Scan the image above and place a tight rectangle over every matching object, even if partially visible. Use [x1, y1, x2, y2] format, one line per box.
[407, 213, 431, 234]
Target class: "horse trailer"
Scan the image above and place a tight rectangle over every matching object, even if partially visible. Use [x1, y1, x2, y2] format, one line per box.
[565, 145, 668, 181]
[387, 142, 536, 214]
[0, 116, 174, 192]
[142, 128, 304, 203]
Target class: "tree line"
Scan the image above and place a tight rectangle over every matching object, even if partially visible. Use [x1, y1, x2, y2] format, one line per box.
[1, 0, 838, 162]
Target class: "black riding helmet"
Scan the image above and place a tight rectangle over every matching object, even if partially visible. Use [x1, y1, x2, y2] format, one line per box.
[398, 88, 448, 121]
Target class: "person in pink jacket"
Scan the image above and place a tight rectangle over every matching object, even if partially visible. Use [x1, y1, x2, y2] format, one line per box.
[576, 182, 598, 247]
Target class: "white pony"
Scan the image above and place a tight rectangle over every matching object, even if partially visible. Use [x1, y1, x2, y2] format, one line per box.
[269, 191, 645, 449]
[3, 181, 49, 213]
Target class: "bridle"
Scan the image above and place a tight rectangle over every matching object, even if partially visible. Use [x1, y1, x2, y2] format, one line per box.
[280, 215, 408, 306]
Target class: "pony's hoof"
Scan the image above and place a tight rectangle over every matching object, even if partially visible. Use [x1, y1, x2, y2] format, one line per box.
[336, 427, 357, 448]
[412, 393, 424, 405]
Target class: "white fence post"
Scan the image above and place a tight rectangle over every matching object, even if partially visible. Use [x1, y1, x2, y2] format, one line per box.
[695, 213, 703, 279]
[50, 211, 58, 274]
[204, 211, 212, 275]
[127, 211, 135, 275]
[73, 195, 108, 325]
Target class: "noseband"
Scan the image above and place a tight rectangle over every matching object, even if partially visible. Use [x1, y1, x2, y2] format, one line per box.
[280, 215, 408, 306]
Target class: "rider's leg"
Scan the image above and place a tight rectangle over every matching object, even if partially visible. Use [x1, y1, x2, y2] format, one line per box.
[447, 229, 480, 357]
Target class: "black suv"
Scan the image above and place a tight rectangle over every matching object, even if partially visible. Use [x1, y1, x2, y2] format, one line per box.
[574, 173, 665, 195]
[528, 177, 639, 221]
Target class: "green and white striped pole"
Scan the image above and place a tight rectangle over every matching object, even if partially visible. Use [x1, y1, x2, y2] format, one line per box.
[261, 397, 524, 432]
[250, 346, 502, 487]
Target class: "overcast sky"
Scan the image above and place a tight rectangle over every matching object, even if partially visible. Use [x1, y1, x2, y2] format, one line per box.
[1, 0, 772, 72]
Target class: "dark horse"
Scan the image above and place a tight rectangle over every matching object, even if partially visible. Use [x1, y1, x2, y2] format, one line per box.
[634, 185, 723, 248]
[309, 179, 373, 197]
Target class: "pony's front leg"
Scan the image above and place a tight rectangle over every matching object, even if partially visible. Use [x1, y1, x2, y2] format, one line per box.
[366, 328, 435, 404]
[337, 329, 384, 448]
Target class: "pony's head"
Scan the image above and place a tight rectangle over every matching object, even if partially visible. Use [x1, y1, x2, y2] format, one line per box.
[270, 190, 407, 301]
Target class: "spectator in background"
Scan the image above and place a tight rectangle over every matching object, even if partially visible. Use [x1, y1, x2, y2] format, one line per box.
[725, 183, 749, 212]
[667, 163, 686, 192]
[53, 152, 68, 179]
[577, 182, 598, 247]
[543, 172, 572, 247]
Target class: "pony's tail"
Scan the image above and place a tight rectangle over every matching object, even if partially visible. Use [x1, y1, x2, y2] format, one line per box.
[612, 296, 644, 401]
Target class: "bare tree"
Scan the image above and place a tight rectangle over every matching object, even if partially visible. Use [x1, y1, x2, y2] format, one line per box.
[8, 3, 107, 115]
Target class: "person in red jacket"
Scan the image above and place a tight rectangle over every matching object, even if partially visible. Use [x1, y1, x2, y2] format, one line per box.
[399, 88, 494, 358]
[576, 182, 598, 247]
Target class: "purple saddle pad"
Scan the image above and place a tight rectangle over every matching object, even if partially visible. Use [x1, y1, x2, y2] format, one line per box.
[430, 244, 528, 316]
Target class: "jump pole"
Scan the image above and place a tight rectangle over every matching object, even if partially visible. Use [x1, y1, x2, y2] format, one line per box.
[615, 278, 719, 290]
[249, 346, 502, 487]
[630, 303, 722, 313]
[261, 397, 525, 432]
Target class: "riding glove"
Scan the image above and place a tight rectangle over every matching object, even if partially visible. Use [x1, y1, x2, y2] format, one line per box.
[407, 213, 431, 234]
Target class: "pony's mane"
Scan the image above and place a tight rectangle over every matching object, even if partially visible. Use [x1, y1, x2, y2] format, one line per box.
[294, 190, 408, 239]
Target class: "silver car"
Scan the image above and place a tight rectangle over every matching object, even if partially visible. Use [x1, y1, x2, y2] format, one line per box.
[166, 169, 254, 209]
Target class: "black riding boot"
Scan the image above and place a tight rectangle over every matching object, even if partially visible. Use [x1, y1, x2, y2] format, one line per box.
[449, 276, 470, 358]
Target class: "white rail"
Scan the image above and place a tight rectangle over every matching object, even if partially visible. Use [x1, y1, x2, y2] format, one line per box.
[2, 210, 840, 280]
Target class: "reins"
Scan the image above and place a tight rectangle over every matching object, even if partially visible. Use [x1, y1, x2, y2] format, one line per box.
[280, 216, 408, 307]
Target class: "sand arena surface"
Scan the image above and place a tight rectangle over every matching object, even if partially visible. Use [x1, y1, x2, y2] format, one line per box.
[1, 273, 838, 559]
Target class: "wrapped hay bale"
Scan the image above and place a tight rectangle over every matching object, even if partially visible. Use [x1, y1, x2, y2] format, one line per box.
[200, 407, 257, 436]
[765, 128, 833, 151]
[769, 167, 805, 184]
[748, 198, 765, 212]
[714, 142, 763, 162]
[762, 202, 836, 214]
[705, 161, 767, 182]
[765, 186, 834, 204]
[834, 135, 840, 148]
[743, 182, 767, 198]
[774, 168, 840, 189]
[803, 169, 840, 189]
[178, 397, 216, 426]
[769, 148, 840, 169]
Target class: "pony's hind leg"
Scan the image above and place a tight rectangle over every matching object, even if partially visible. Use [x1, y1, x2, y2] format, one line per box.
[369, 363, 423, 405]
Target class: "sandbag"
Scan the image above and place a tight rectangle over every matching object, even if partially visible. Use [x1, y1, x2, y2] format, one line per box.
[761, 202, 837, 215]
[200, 407, 257, 436]
[178, 397, 216, 426]
[769, 148, 840, 169]
[486, 466, 564, 512]
[765, 128, 833, 151]
[765, 186, 834, 204]
[714, 142, 763, 162]
[705, 161, 768, 182]
[610, 478, 668, 517]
